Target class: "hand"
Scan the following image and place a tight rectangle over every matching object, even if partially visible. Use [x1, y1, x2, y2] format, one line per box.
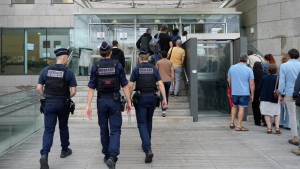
[291, 97, 296, 102]
[86, 105, 92, 120]
[126, 102, 132, 114]
[249, 95, 254, 102]
[279, 96, 285, 104]
[161, 99, 167, 109]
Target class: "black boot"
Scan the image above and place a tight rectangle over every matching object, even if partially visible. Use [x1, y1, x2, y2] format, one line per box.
[145, 148, 154, 163]
[106, 157, 116, 169]
[60, 148, 72, 158]
[103, 155, 109, 163]
[40, 154, 49, 169]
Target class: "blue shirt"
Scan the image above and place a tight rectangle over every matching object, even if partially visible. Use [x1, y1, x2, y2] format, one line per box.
[38, 64, 77, 99]
[130, 62, 162, 83]
[228, 63, 254, 96]
[278, 59, 300, 96]
[88, 58, 128, 90]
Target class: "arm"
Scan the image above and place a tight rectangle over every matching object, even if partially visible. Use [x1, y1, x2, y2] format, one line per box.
[249, 79, 255, 102]
[37, 84, 44, 97]
[158, 80, 167, 108]
[70, 87, 76, 98]
[169, 41, 173, 48]
[278, 65, 285, 103]
[86, 88, 95, 120]
[227, 76, 231, 88]
[181, 56, 185, 66]
[127, 82, 135, 97]
[122, 85, 132, 113]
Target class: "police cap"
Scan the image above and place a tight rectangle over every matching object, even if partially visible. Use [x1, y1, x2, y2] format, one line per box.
[54, 48, 69, 57]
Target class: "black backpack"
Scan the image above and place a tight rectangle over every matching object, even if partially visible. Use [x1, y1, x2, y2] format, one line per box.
[140, 36, 150, 52]
[171, 35, 179, 47]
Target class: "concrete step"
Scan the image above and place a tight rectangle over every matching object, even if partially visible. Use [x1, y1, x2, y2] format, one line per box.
[69, 114, 193, 123]
[75, 100, 189, 110]
[72, 95, 189, 103]
[73, 108, 190, 117]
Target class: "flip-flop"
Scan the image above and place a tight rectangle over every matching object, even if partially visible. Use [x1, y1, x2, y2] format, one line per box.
[288, 139, 299, 146]
[230, 123, 235, 129]
[236, 126, 249, 131]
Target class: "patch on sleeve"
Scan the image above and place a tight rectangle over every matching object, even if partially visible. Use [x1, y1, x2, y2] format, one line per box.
[47, 70, 64, 78]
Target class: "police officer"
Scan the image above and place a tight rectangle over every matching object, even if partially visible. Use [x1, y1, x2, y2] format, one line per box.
[128, 49, 167, 163]
[37, 48, 77, 169]
[86, 41, 132, 169]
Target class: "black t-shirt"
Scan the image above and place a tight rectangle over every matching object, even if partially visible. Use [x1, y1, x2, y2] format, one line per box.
[154, 33, 171, 52]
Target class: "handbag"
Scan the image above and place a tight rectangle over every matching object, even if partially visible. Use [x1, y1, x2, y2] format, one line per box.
[273, 76, 279, 99]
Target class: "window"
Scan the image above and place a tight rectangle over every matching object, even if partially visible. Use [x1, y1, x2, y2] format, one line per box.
[51, 0, 73, 4]
[11, 0, 34, 4]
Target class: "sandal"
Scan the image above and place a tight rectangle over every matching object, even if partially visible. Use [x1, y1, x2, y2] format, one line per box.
[288, 139, 299, 146]
[236, 126, 249, 131]
[230, 123, 235, 129]
[267, 128, 272, 134]
[275, 128, 281, 134]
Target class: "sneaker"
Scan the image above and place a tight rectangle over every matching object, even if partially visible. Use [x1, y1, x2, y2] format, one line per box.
[161, 111, 166, 117]
[106, 157, 116, 169]
[170, 92, 174, 96]
[174, 94, 178, 98]
[40, 154, 49, 169]
[292, 148, 300, 155]
[60, 148, 72, 158]
[145, 148, 154, 163]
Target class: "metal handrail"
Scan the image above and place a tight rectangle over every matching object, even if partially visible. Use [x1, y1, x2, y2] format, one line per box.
[247, 44, 264, 57]
[0, 100, 39, 118]
[0, 87, 35, 97]
[182, 65, 189, 84]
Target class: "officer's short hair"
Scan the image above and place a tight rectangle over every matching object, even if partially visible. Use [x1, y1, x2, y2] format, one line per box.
[139, 54, 149, 61]
[112, 40, 118, 46]
[100, 50, 111, 57]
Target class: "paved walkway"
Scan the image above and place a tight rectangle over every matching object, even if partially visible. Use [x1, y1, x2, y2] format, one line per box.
[0, 115, 300, 169]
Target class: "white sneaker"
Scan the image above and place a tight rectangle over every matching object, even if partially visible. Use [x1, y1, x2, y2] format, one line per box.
[161, 111, 166, 117]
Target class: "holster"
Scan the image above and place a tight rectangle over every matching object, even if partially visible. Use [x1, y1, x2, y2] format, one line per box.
[132, 91, 140, 109]
[70, 100, 75, 115]
[40, 99, 45, 114]
[120, 96, 126, 112]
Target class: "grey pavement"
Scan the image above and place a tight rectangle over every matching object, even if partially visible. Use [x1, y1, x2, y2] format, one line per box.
[0, 114, 300, 169]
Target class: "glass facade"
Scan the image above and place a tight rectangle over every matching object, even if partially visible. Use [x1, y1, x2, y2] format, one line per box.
[51, 0, 73, 4]
[11, 0, 34, 4]
[0, 28, 72, 75]
[73, 13, 240, 75]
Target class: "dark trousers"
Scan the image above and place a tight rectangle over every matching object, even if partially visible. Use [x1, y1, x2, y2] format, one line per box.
[160, 81, 171, 111]
[97, 98, 122, 158]
[135, 96, 156, 151]
[252, 90, 265, 124]
[40, 103, 70, 155]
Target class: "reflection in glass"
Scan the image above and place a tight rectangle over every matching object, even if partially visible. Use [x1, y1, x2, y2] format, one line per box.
[198, 43, 230, 113]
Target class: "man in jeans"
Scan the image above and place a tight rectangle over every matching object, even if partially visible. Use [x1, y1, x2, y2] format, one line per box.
[156, 51, 174, 117]
[227, 53, 254, 131]
[278, 48, 300, 148]
[168, 40, 185, 98]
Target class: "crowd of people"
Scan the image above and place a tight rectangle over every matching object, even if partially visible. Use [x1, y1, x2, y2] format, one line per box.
[228, 49, 300, 156]
[136, 25, 186, 117]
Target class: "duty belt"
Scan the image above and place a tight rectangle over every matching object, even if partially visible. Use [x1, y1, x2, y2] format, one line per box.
[139, 92, 156, 96]
[97, 92, 120, 99]
[45, 99, 67, 103]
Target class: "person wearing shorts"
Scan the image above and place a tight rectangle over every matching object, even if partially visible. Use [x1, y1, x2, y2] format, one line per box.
[227, 53, 255, 131]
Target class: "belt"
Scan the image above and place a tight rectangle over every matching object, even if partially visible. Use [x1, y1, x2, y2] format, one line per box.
[97, 92, 120, 99]
[45, 99, 66, 103]
[140, 92, 156, 96]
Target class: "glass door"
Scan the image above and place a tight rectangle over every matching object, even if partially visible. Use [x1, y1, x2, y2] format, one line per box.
[197, 41, 232, 114]
[183, 23, 226, 34]
[89, 24, 134, 74]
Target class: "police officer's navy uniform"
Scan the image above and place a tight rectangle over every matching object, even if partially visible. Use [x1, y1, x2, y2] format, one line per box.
[87, 42, 128, 169]
[38, 48, 77, 169]
[130, 51, 162, 163]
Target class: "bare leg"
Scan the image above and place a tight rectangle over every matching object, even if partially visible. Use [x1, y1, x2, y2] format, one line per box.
[231, 106, 238, 124]
[274, 115, 280, 128]
[264, 115, 271, 129]
[237, 106, 244, 127]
